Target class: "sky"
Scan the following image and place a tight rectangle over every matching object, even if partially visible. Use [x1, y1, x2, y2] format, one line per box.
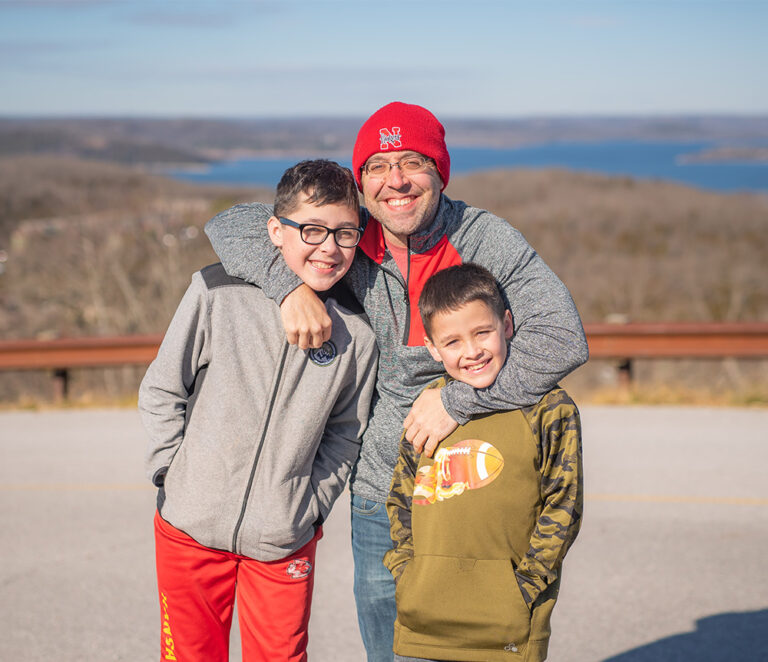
[1, 0, 766, 118]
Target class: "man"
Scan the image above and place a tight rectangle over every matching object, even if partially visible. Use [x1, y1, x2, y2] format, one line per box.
[205, 102, 588, 662]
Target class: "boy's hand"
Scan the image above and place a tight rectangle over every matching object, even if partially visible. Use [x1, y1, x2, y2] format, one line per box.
[404, 387, 458, 457]
[280, 284, 332, 350]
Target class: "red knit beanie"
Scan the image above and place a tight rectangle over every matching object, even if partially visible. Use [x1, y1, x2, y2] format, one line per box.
[352, 102, 450, 191]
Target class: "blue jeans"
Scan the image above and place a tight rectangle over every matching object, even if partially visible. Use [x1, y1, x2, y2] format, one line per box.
[351, 494, 397, 662]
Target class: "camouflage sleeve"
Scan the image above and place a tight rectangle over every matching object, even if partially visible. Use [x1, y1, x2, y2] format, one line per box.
[383, 435, 420, 583]
[516, 388, 584, 607]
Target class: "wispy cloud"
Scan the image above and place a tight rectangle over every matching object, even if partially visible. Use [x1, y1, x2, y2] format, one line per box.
[0, 39, 105, 54]
[126, 1, 286, 29]
[174, 63, 473, 80]
[0, 38, 114, 76]
[571, 15, 622, 29]
[0, 0, 108, 7]
[128, 11, 239, 29]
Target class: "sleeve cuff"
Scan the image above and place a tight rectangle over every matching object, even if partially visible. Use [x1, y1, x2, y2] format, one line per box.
[152, 467, 168, 488]
[276, 279, 305, 305]
[440, 383, 470, 425]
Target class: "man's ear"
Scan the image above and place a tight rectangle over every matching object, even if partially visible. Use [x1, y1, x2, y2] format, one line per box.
[267, 216, 283, 248]
[424, 335, 443, 363]
[503, 310, 514, 341]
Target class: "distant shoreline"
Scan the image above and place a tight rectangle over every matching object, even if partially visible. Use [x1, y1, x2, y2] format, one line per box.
[4, 115, 768, 170]
[677, 146, 768, 164]
[161, 141, 768, 194]
[165, 141, 768, 170]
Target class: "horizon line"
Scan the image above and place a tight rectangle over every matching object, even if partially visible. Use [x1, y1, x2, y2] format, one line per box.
[2, 111, 768, 122]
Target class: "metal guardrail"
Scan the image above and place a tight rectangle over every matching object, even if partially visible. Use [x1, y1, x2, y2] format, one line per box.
[585, 322, 768, 358]
[585, 322, 768, 390]
[0, 335, 162, 401]
[1, 324, 768, 401]
[0, 334, 163, 370]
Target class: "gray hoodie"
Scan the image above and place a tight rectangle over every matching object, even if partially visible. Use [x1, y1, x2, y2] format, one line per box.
[138, 263, 378, 561]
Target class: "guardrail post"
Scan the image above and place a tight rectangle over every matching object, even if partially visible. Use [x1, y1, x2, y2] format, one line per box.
[617, 359, 633, 394]
[52, 368, 70, 404]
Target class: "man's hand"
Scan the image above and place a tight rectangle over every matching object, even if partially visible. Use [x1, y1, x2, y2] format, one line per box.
[280, 284, 332, 350]
[403, 387, 458, 457]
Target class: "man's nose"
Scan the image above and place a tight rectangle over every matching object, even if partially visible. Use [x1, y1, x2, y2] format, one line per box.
[385, 163, 407, 187]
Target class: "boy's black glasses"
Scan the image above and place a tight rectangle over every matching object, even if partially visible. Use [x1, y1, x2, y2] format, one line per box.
[278, 217, 362, 248]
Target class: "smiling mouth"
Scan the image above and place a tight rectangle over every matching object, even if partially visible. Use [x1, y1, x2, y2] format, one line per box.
[463, 359, 490, 373]
[385, 196, 415, 208]
[309, 260, 337, 271]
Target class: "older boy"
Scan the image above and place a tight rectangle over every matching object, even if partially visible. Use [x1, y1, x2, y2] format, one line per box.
[138, 160, 378, 662]
[385, 264, 583, 662]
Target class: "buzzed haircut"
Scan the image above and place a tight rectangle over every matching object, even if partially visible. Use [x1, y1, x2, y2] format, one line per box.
[419, 263, 507, 339]
[274, 159, 360, 219]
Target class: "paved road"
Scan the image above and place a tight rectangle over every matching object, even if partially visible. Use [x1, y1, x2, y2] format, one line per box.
[1, 406, 767, 661]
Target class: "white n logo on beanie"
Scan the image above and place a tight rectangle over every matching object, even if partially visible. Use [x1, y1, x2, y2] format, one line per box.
[379, 127, 402, 150]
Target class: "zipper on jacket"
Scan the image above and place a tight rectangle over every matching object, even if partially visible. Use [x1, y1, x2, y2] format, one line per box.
[231, 340, 290, 553]
[374, 240, 412, 346]
[375, 246, 411, 346]
[401, 236, 412, 345]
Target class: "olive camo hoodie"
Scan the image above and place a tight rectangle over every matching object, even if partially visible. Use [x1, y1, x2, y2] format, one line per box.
[385, 380, 583, 662]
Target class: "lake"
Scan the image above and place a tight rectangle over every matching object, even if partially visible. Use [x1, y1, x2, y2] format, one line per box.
[165, 141, 768, 193]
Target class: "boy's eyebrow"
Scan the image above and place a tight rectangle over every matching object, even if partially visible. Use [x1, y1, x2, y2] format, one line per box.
[432, 328, 461, 344]
[433, 321, 496, 344]
[302, 217, 360, 227]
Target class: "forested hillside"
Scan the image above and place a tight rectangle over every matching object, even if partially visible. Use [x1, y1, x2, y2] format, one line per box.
[446, 170, 768, 324]
[3, 115, 768, 165]
[1, 155, 766, 403]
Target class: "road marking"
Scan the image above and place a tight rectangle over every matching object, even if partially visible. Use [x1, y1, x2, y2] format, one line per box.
[586, 493, 768, 506]
[0, 483, 151, 491]
[1, 485, 766, 506]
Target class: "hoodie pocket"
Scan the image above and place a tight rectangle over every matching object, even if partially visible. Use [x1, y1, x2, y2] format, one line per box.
[396, 555, 531, 651]
[263, 474, 318, 547]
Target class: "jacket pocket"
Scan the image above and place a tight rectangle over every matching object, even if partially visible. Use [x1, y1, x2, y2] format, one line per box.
[396, 555, 531, 651]
[261, 475, 318, 547]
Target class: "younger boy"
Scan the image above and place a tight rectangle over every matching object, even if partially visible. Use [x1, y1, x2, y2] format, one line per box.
[138, 160, 378, 662]
[384, 263, 583, 662]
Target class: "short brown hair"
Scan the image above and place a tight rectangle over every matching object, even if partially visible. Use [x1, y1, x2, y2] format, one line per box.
[274, 159, 359, 218]
[418, 263, 507, 339]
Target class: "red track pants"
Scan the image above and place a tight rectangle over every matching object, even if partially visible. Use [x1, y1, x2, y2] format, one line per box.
[154, 511, 322, 662]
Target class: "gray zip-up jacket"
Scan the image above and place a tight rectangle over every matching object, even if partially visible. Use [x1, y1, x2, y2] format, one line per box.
[205, 195, 588, 502]
[138, 263, 378, 561]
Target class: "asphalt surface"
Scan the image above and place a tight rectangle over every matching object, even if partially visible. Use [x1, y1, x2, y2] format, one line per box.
[1, 406, 767, 662]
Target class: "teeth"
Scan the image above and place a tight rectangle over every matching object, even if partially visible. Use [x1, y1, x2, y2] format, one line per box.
[310, 261, 335, 271]
[464, 360, 489, 372]
[387, 197, 413, 207]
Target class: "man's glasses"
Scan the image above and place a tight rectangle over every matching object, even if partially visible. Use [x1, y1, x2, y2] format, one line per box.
[362, 154, 433, 178]
[278, 217, 363, 248]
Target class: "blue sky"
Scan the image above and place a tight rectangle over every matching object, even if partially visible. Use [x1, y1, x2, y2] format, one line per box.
[1, 0, 766, 118]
